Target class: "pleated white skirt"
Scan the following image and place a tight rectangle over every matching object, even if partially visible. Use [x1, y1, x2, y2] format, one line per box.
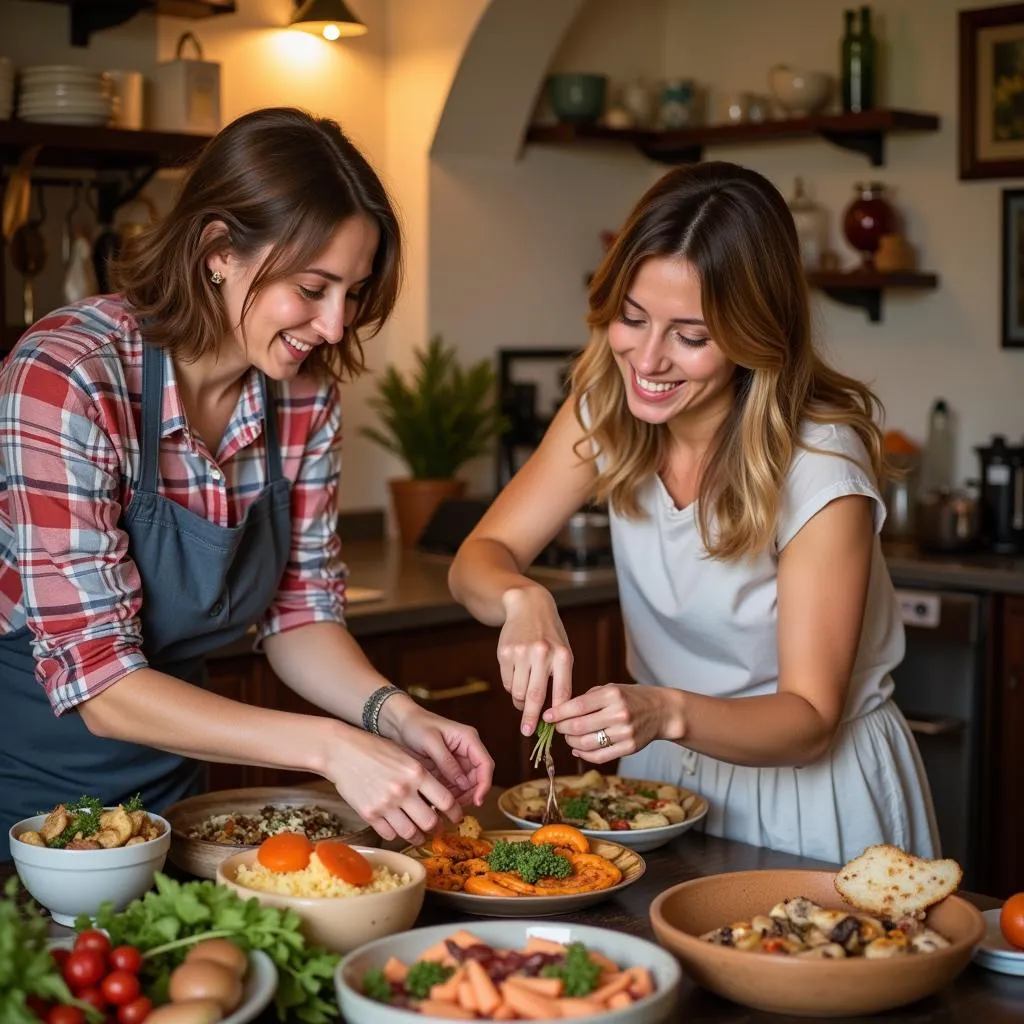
[619, 698, 940, 864]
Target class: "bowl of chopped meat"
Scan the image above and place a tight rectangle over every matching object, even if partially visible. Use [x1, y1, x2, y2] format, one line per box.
[9, 796, 170, 926]
[649, 846, 986, 1017]
[163, 786, 378, 879]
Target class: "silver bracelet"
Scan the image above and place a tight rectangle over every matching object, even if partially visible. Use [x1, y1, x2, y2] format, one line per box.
[361, 684, 402, 735]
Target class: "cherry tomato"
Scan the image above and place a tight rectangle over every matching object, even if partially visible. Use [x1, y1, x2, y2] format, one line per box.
[108, 946, 143, 974]
[50, 948, 70, 970]
[1001, 891, 1024, 950]
[74, 930, 111, 959]
[45, 1008, 85, 1024]
[26, 994, 51, 1018]
[75, 989, 107, 1013]
[100, 971, 141, 1007]
[608, 818, 631, 830]
[63, 949, 106, 991]
[116, 997, 153, 1024]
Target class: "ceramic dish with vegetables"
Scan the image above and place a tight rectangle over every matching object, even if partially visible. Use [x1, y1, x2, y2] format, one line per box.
[336, 920, 681, 1023]
[498, 771, 708, 853]
[401, 820, 643, 918]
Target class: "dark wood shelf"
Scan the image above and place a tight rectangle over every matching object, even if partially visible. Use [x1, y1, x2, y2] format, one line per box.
[37, 0, 237, 46]
[806, 269, 939, 321]
[526, 109, 941, 167]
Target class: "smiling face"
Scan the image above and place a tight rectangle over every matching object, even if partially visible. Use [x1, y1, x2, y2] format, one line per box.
[207, 213, 380, 381]
[606, 255, 735, 434]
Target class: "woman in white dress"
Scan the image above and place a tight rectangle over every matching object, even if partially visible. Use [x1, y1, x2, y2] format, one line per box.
[449, 161, 939, 864]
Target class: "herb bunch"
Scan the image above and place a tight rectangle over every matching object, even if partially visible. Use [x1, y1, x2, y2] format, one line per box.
[530, 721, 555, 769]
[486, 839, 572, 884]
[84, 874, 340, 1022]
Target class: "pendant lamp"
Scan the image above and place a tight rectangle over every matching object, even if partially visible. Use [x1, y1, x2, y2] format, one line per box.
[290, 0, 367, 41]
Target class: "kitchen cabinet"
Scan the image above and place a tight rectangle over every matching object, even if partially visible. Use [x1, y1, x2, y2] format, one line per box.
[204, 601, 630, 794]
[989, 594, 1024, 898]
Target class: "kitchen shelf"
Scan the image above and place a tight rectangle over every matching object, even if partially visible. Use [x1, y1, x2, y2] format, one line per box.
[37, 0, 237, 47]
[806, 269, 939, 322]
[525, 109, 941, 167]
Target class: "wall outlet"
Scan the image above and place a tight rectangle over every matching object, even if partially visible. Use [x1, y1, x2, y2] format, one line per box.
[895, 590, 941, 629]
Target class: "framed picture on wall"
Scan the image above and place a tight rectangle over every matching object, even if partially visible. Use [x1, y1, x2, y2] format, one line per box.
[960, 4, 1024, 179]
[1001, 189, 1024, 347]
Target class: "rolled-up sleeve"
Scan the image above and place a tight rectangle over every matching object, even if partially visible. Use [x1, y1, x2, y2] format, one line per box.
[0, 347, 148, 714]
[255, 383, 347, 643]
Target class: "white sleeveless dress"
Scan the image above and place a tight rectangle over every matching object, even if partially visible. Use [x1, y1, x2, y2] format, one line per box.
[611, 421, 940, 863]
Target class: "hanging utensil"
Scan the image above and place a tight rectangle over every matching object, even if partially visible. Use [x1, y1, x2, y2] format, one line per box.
[2, 144, 42, 242]
[62, 182, 87, 266]
[8, 185, 48, 325]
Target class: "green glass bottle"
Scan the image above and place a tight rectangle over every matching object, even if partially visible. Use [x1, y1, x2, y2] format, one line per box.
[857, 5, 877, 111]
[841, 9, 860, 112]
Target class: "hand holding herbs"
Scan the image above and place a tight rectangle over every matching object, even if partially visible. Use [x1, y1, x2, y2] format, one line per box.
[531, 721, 564, 824]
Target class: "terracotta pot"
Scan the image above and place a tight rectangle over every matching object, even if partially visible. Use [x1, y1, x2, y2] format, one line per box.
[389, 477, 467, 549]
[842, 182, 897, 267]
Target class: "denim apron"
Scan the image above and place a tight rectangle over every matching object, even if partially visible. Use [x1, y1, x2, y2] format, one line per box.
[0, 343, 292, 857]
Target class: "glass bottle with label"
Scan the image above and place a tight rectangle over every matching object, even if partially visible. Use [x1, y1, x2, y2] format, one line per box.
[841, 7, 877, 112]
[788, 177, 826, 271]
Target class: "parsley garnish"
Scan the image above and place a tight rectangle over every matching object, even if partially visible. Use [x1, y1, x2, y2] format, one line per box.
[405, 960, 454, 999]
[487, 839, 573, 885]
[541, 941, 603, 996]
[361, 967, 392, 1004]
[561, 795, 592, 820]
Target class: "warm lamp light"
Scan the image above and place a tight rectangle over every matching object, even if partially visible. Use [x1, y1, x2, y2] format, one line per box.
[290, 0, 367, 40]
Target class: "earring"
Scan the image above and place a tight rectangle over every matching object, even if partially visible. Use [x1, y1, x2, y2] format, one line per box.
[210, 270, 225, 285]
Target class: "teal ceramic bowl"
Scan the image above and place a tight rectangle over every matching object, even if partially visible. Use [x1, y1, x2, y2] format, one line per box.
[547, 72, 608, 123]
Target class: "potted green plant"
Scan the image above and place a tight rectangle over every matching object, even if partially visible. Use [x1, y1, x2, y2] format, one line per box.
[361, 334, 506, 547]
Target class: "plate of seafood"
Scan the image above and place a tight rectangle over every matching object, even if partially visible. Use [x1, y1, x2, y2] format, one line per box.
[498, 770, 708, 852]
[401, 819, 645, 917]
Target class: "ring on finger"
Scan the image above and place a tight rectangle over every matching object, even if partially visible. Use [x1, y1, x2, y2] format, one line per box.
[595, 728, 611, 749]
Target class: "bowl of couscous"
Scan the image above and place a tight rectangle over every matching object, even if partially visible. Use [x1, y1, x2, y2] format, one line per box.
[217, 839, 426, 954]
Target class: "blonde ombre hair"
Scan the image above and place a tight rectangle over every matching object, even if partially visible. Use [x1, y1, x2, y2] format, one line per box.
[572, 162, 885, 561]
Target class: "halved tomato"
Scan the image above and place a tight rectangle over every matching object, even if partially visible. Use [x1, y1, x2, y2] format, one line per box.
[316, 841, 373, 885]
[257, 832, 314, 873]
[1000, 891, 1024, 950]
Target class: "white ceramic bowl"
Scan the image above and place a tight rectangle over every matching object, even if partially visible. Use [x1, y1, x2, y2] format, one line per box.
[218, 845, 427, 955]
[336, 919, 681, 1023]
[10, 811, 170, 926]
[767, 65, 833, 116]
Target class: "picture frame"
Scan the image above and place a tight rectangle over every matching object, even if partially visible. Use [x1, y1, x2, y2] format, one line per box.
[1001, 188, 1024, 347]
[959, 4, 1024, 180]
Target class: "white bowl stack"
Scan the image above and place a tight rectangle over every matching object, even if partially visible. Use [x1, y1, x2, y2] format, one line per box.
[0, 57, 13, 119]
[17, 65, 113, 126]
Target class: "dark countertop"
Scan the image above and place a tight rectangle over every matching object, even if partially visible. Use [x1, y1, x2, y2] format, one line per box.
[2, 787, 1016, 1023]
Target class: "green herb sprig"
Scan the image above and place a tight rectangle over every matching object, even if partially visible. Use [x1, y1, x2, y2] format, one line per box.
[541, 941, 603, 997]
[530, 721, 555, 769]
[0, 877, 102, 1024]
[486, 839, 573, 884]
[404, 960, 454, 999]
[560, 795, 592, 821]
[83, 874, 340, 1022]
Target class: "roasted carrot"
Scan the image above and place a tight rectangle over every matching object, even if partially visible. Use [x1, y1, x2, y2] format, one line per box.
[418, 940, 458, 965]
[607, 990, 635, 1009]
[499, 980, 563, 1019]
[523, 936, 568, 956]
[625, 965, 654, 998]
[589, 971, 633, 1003]
[501, 974, 564, 998]
[416, 998, 477, 1019]
[457, 979, 478, 1014]
[557, 998, 606, 1018]
[428, 965, 465, 1003]
[587, 950, 620, 973]
[492, 1003, 516, 1021]
[465, 957, 503, 1015]
[382, 956, 407, 983]
[448, 928, 487, 949]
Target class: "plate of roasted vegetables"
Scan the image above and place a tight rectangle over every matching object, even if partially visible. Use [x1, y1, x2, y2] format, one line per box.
[401, 819, 644, 917]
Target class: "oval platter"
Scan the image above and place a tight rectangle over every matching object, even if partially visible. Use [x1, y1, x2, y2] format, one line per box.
[400, 829, 645, 918]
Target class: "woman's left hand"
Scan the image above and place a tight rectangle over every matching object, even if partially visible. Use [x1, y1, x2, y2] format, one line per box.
[385, 700, 495, 807]
[543, 683, 672, 764]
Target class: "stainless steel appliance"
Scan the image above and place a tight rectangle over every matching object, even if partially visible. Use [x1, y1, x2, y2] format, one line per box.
[890, 588, 987, 888]
[975, 435, 1024, 553]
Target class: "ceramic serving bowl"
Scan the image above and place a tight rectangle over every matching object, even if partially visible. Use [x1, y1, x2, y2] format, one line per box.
[217, 846, 426, 955]
[650, 869, 986, 1017]
[336, 919, 681, 1023]
[163, 785, 378, 879]
[767, 65, 833, 116]
[547, 72, 608, 123]
[9, 811, 170, 927]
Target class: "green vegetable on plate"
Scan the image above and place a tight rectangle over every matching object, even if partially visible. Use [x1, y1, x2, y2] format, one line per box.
[541, 940, 603, 996]
[486, 839, 573, 885]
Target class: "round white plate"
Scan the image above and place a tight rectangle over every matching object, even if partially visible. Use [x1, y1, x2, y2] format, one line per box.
[973, 909, 1024, 976]
[18, 112, 110, 126]
[49, 940, 278, 1021]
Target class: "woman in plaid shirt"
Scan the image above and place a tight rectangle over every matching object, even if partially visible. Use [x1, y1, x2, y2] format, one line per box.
[0, 107, 493, 858]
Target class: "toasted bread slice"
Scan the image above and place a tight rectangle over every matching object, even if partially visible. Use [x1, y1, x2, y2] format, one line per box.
[834, 844, 962, 920]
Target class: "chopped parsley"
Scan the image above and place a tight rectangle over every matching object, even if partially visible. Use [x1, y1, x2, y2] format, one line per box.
[486, 840, 573, 885]
[541, 941, 603, 996]
[561, 795, 592, 820]
[44, 794, 145, 849]
[361, 967, 392, 1003]
[404, 960, 454, 999]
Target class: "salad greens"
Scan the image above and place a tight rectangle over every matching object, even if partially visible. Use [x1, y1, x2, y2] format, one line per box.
[83, 873, 340, 1022]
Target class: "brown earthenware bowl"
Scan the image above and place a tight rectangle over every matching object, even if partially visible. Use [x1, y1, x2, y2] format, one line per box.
[650, 869, 986, 1018]
[163, 787, 377, 879]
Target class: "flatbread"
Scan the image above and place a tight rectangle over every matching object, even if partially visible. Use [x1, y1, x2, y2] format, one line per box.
[834, 844, 962, 920]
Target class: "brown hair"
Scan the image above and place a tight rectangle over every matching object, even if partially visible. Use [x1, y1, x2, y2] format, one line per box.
[113, 106, 402, 383]
[573, 161, 885, 560]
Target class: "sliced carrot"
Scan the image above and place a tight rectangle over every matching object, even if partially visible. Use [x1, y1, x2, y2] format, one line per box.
[607, 991, 635, 1009]
[447, 928, 487, 949]
[382, 956, 407, 983]
[464, 957, 502, 1015]
[625, 965, 654, 998]
[523, 936, 567, 956]
[429, 966, 465, 1003]
[492, 1003, 516, 1021]
[457, 979, 478, 1014]
[589, 971, 633, 1004]
[587, 950, 619, 973]
[418, 940, 458, 965]
[557, 998, 605, 1018]
[256, 832, 313, 873]
[501, 975, 563, 998]
[499, 980, 562, 1019]
[416, 999, 477, 1020]
[314, 841, 373, 885]
[596, 969, 621, 988]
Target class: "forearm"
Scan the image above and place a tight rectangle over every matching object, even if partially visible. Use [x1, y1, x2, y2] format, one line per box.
[262, 621, 402, 727]
[449, 538, 551, 626]
[663, 688, 836, 768]
[78, 665, 346, 775]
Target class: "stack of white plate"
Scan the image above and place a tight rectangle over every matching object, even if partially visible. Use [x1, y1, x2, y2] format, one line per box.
[0, 57, 13, 119]
[973, 909, 1024, 976]
[17, 65, 112, 126]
